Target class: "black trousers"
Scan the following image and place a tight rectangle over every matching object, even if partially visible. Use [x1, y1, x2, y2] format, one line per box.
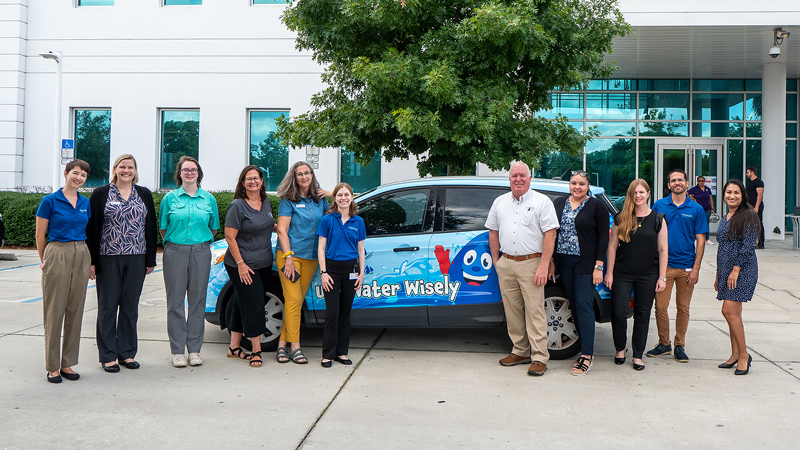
[610, 270, 658, 359]
[757, 207, 765, 247]
[96, 254, 146, 363]
[322, 258, 357, 360]
[225, 265, 270, 339]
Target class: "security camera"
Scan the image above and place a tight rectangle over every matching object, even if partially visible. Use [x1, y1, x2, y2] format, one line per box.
[769, 45, 781, 58]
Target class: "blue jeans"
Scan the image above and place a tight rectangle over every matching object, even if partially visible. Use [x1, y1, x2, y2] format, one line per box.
[704, 209, 712, 240]
[556, 254, 596, 357]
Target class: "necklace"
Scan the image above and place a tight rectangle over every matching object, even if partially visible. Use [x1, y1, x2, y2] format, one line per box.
[636, 216, 645, 228]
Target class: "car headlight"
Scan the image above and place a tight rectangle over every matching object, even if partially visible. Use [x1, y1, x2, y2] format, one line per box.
[210, 246, 227, 266]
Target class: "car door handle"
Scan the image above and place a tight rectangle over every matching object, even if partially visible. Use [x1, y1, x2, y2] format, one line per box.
[393, 247, 419, 252]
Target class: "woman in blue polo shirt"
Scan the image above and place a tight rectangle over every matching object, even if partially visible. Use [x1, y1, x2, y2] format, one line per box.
[274, 162, 330, 364]
[317, 183, 366, 368]
[35, 159, 92, 383]
[159, 156, 220, 368]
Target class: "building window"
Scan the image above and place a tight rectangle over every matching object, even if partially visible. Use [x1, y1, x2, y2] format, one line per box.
[74, 109, 111, 188]
[252, 0, 288, 4]
[340, 149, 381, 193]
[77, 0, 114, 5]
[249, 110, 289, 191]
[163, 0, 201, 5]
[160, 110, 199, 189]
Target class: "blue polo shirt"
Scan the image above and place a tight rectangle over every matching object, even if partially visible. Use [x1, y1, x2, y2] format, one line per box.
[317, 212, 366, 261]
[275, 196, 329, 259]
[36, 189, 91, 242]
[652, 195, 709, 269]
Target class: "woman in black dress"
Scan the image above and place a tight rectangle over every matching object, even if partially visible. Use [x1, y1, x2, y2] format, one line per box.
[715, 179, 759, 375]
[605, 179, 668, 371]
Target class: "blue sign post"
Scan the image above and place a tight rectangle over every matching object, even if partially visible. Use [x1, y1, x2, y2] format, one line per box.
[61, 139, 75, 162]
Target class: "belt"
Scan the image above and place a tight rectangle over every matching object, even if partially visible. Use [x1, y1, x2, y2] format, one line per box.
[502, 252, 542, 261]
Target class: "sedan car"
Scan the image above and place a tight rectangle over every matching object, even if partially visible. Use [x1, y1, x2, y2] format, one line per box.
[205, 177, 629, 360]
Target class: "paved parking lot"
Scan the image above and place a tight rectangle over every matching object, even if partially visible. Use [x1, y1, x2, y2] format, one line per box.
[1, 241, 799, 449]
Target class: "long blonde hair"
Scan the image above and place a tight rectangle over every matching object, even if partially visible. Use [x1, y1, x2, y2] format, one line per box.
[617, 179, 650, 243]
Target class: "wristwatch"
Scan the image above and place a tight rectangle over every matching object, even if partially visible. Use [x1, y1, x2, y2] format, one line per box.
[593, 264, 604, 271]
[660, 277, 667, 282]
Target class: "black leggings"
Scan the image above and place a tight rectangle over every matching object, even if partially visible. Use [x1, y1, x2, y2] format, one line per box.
[610, 270, 658, 359]
[322, 258, 357, 360]
[225, 265, 270, 338]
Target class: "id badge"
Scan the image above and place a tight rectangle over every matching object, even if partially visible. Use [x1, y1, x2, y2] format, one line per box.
[349, 272, 358, 280]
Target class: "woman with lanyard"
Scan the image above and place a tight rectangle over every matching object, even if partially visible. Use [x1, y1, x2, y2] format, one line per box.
[274, 162, 330, 364]
[160, 156, 219, 368]
[223, 165, 274, 368]
[605, 179, 668, 371]
[317, 183, 366, 368]
[551, 170, 609, 376]
[87, 154, 157, 373]
[35, 159, 92, 383]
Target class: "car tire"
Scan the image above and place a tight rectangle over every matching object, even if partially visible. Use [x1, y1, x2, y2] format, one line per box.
[224, 290, 285, 352]
[545, 285, 581, 360]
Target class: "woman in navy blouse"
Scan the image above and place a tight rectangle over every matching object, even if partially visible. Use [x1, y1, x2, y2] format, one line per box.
[317, 183, 366, 368]
[552, 170, 609, 376]
[35, 159, 92, 383]
[87, 154, 157, 373]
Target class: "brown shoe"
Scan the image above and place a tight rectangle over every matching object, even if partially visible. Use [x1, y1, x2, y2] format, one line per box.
[499, 354, 532, 366]
[527, 361, 547, 376]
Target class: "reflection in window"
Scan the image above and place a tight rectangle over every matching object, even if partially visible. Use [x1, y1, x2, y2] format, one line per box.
[586, 93, 636, 120]
[727, 140, 744, 181]
[787, 94, 797, 121]
[160, 110, 199, 189]
[249, 110, 289, 191]
[535, 151, 583, 180]
[746, 94, 762, 120]
[78, 0, 114, 5]
[443, 188, 505, 232]
[74, 109, 111, 187]
[164, 0, 201, 5]
[585, 138, 635, 198]
[639, 94, 689, 121]
[638, 139, 655, 194]
[341, 148, 381, 193]
[358, 189, 429, 236]
[586, 80, 637, 91]
[638, 80, 690, 91]
[692, 93, 744, 121]
[640, 121, 688, 137]
[693, 80, 745, 92]
[745, 140, 761, 175]
[586, 122, 635, 137]
[538, 93, 583, 120]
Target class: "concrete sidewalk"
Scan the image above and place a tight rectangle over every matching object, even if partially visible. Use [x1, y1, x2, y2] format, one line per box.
[0, 240, 798, 449]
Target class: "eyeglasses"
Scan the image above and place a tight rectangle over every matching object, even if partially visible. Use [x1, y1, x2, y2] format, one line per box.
[244, 177, 261, 182]
[669, 178, 686, 183]
[571, 170, 588, 177]
[180, 168, 198, 174]
[296, 171, 312, 178]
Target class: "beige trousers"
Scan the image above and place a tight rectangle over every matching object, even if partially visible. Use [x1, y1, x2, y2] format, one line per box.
[41, 241, 91, 372]
[496, 256, 549, 363]
[654, 266, 695, 348]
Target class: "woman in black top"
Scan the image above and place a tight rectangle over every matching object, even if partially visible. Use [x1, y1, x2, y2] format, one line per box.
[223, 166, 275, 368]
[552, 170, 609, 376]
[605, 179, 668, 371]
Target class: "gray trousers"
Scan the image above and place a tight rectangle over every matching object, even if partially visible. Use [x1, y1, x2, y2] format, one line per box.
[96, 254, 146, 363]
[163, 242, 210, 354]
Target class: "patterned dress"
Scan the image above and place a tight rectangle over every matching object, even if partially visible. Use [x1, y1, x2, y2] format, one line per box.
[715, 213, 758, 302]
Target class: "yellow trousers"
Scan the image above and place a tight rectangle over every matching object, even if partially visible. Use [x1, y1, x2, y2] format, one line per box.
[276, 250, 317, 343]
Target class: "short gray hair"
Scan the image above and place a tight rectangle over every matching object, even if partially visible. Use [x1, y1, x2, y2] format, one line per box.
[509, 161, 530, 175]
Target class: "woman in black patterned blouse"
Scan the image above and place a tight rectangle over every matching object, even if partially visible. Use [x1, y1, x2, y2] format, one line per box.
[87, 154, 157, 373]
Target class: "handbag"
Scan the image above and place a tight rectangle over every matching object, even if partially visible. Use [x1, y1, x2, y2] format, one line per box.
[709, 213, 720, 224]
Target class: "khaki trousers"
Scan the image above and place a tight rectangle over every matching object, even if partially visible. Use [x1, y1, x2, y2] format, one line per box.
[41, 241, 91, 372]
[654, 266, 695, 348]
[496, 256, 549, 363]
[276, 251, 317, 343]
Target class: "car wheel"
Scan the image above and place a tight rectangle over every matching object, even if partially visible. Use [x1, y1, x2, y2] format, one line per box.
[545, 286, 581, 360]
[224, 291, 284, 352]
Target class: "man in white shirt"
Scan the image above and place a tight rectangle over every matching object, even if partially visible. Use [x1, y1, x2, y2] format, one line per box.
[485, 162, 559, 376]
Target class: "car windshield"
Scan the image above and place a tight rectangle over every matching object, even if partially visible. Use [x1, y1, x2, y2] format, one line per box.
[594, 192, 619, 215]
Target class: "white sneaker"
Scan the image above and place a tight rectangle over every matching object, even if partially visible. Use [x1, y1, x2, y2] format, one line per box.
[707, 241, 715, 245]
[172, 354, 187, 367]
[188, 353, 203, 366]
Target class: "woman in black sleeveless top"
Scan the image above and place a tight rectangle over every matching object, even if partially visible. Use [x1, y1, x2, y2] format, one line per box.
[605, 179, 668, 371]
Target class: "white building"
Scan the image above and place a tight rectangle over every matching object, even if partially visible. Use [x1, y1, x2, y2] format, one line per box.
[1, 0, 798, 239]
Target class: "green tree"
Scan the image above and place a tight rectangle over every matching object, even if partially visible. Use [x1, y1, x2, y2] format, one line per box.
[75, 110, 111, 187]
[250, 131, 289, 191]
[277, 0, 629, 175]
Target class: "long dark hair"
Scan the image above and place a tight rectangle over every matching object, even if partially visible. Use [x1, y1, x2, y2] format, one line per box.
[234, 165, 267, 201]
[722, 179, 760, 239]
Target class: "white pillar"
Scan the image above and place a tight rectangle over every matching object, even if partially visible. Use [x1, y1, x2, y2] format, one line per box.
[761, 62, 786, 241]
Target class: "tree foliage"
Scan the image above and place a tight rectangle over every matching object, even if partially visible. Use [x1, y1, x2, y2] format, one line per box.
[277, 0, 629, 175]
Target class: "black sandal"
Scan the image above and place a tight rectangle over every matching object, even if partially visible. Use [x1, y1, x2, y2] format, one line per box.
[290, 348, 308, 364]
[249, 351, 263, 367]
[227, 346, 251, 361]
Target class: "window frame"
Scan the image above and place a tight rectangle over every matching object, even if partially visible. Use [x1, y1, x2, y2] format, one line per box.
[157, 108, 200, 189]
[357, 187, 435, 238]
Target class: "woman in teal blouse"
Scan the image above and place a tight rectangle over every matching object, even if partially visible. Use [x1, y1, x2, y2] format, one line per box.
[159, 156, 220, 368]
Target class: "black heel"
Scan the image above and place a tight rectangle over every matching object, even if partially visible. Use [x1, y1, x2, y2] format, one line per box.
[718, 361, 736, 369]
[614, 347, 627, 365]
[734, 354, 752, 375]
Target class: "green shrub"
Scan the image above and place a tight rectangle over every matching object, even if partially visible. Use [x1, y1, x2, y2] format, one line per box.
[0, 190, 282, 248]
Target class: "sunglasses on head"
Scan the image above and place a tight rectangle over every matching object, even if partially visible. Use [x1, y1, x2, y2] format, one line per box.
[571, 170, 588, 177]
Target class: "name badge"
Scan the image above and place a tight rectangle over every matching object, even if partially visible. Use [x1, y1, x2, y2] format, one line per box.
[109, 201, 122, 206]
[297, 204, 306, 208]
[349, 273, 359, 280]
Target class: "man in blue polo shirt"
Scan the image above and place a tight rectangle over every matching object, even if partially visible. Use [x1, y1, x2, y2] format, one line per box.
[649, 168, 708, 363]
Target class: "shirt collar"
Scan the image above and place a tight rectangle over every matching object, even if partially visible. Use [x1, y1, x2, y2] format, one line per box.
[175, 186, 204, 198]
